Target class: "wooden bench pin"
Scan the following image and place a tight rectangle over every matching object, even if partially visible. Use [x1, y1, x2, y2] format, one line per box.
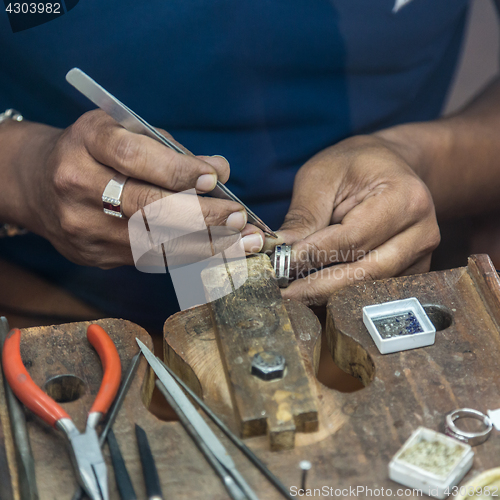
[201, 253, 318, 451]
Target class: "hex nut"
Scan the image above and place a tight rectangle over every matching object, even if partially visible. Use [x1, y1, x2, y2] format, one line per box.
[251, 351, 286, 381]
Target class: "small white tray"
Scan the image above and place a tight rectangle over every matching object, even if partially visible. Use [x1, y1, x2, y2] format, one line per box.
[389, 427, 474, 499]
[363, 297, 436, 354]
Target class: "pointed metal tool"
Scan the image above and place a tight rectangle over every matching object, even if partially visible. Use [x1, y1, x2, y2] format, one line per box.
[136, 338, 259, 500]
[71, 352, 142, 500]
[0, 317, 38, 500]
[156, 359, 293, 500]
[66, 68, 278, 239]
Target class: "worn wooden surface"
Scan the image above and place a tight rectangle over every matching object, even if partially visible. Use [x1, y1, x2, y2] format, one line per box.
[201, 254, 318, 450]
[164, 254, 500, 498]
[3, 255, 500, 499]
[0, 311, 322, 500]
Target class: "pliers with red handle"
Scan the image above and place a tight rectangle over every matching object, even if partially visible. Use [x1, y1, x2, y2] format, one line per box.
[2, 324, 122, 500]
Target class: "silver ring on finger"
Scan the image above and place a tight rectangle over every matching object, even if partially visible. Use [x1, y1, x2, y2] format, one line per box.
[102, 173, 129, 218]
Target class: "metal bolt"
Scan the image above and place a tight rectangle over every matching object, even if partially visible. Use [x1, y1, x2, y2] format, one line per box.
[251, 351, 286, 381]
[299, 460, 312, 492]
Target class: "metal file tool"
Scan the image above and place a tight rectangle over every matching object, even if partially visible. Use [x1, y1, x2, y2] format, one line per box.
[0, 317, 38, 500]
[66, 68, 278, 239]
[136, 338, 260, 500]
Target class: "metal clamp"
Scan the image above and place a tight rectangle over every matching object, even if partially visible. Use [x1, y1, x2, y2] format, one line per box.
[445, 408, 493, 446]
[272, 245, 292, 288]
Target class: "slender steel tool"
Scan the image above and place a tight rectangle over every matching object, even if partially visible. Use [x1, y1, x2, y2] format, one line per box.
[157, 359, 293, 500]
[0, 317, 38, 500]
[66, 68, 278, 239]
[72, 352, 142, 500]
[135, 424, 164, 500]
[136, 339, 259, 500]
[107, 429, 137, 500]
[155, 380, 246, 500]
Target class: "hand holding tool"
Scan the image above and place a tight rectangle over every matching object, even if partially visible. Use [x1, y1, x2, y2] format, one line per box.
[66, 68, 278, 239]
[2, 324, 122, 500]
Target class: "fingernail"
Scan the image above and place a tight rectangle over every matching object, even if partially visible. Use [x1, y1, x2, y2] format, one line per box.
[212, 154, 228, 162]
[226, 211, 247, 230]
[242, 233, 264, 253]
[204, 155, 230, 169]
[196, 174, 217, 192]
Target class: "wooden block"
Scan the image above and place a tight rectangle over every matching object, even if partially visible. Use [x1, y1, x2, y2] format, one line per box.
[201, 254, 318, 450]
[3, 255, 500, 499]
[2, 317, 293, 500]
[163, 255, 500, 497]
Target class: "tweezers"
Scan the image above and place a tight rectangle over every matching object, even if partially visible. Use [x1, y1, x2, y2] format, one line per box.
[65, 68, 278, 238]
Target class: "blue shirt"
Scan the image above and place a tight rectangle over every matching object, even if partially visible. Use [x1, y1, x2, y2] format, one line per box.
[0, 0, 469, 330]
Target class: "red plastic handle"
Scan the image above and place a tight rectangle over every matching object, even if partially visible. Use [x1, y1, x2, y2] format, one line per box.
[2, 329, 70, 427]
[87, 324, 121, 415]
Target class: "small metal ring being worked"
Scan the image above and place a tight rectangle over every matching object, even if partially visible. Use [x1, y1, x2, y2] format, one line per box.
[445, 408, 493, 446]
[272, 244, 292, 288]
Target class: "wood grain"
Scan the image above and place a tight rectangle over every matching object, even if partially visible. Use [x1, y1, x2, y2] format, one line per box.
[164, 255, 500, 499]
[201, 254, 318, 450]
[4, 255, 500, 500]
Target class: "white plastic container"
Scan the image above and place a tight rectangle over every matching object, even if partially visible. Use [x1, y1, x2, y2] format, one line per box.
[389, 427, 474, 499]
[363, 297, 436, 354]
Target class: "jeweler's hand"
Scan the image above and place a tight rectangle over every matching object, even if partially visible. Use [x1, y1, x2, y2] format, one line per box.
[267, 135, 440, 306]
[11, 110, 264, 268]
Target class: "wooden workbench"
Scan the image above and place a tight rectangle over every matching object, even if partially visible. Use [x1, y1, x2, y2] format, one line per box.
[2, 254, 500, 499]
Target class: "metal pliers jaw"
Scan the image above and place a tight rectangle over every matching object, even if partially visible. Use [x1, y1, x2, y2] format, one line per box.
[2, 325, 121, 500]
[58, 414, 108, 500]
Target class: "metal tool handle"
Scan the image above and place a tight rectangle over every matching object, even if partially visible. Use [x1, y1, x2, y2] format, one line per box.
[86, 324, 122, 416]
[107, 429, 137, 500]
[2, 329, 70, 427]
[135, 424, 163, 500]
[0, 318, 39, 500]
